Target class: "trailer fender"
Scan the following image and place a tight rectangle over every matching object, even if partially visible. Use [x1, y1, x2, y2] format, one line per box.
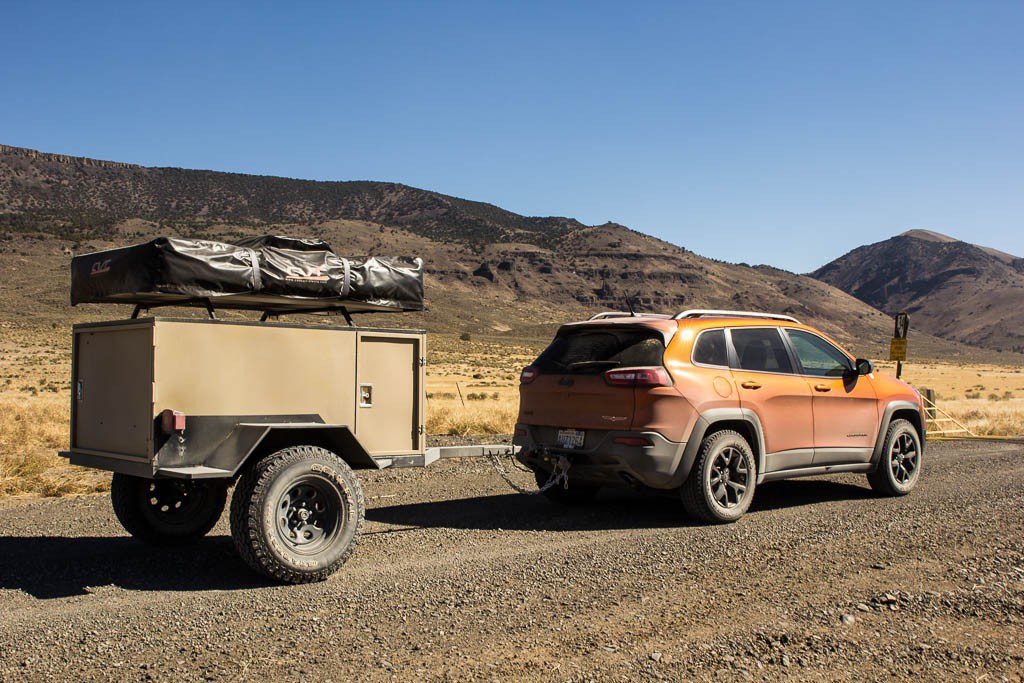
[219, 423, 380, 474]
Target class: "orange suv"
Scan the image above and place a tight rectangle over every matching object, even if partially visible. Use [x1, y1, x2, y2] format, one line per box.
[514, 310, 925, 522]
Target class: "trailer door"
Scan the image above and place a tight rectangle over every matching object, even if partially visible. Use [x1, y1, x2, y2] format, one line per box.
[73, 325, 153, 459]
[356, 333, 422, 456]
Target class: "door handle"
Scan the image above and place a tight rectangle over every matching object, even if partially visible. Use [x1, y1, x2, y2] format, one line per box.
[814, 384, 831, 392]
[740, 381, 762, 390]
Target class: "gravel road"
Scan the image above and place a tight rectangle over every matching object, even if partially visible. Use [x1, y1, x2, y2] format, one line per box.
[1, 440, 1022, 681]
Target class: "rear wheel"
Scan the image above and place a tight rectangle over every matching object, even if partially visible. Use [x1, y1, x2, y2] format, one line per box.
[681, 429, 756, 523]
[868, 419, 922, 496]
[111, 473, 227, 545]
[533, 468, 599, 504]
[230, 445, 364, 584]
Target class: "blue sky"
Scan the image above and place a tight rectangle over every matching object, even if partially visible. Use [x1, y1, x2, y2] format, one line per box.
[2, 1, 1021, 271]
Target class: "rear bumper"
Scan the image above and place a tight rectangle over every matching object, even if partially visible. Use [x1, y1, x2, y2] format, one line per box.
[513, 424, 686, 490]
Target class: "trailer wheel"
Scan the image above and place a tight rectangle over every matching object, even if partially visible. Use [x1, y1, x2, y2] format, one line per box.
[230, 445, 364, 584]
[110, 473, 227, 545]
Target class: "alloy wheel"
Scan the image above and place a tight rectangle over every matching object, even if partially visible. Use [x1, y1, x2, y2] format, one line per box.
[889, 431, 920, 485]
[708, 446, 749, 508]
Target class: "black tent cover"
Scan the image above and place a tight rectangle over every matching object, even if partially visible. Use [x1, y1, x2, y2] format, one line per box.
[70, 236, 424, 314]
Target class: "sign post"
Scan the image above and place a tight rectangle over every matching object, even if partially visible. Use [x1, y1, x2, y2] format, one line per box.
[889, 312, 909, 379]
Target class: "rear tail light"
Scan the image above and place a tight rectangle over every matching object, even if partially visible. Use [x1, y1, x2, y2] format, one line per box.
[604, 366, 672, 387]
[520, 366, 539, 384]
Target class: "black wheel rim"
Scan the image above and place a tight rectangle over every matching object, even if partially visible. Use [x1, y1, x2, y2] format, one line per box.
[274, 475, 345, 555]
[708, 446, 749, 509]
[889, 431, 919, 485]
[145, 480, 208, 527]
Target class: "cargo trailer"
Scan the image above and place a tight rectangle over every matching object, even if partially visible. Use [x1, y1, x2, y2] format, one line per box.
[59, 236, 517, 583]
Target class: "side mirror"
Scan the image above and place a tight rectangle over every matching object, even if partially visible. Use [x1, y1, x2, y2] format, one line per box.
[855, 358, 873, 376]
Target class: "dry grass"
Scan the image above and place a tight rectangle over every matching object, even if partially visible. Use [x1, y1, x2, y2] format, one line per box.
[425, 394, 519, 436]
[1, 328, 1020, 498]
[935, 398, 1024, 437]
[0, 395, 108, 496]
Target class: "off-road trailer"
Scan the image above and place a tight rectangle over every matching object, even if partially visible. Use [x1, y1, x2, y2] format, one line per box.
[59, 316, 515, 583]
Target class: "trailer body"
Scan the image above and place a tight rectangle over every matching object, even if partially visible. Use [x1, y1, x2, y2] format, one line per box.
[66, 317, 426, 478]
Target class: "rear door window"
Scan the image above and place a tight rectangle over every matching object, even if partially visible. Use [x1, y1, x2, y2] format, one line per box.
[729, 328, 794, 373]
[533, 328, 665, 375]
[692, 329, 728, 367]
[785, 329, 852, 377]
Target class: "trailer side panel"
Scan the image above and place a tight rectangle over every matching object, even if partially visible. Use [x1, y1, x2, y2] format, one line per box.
[72, 323, 154, 459]
[152, 319, 358, 432]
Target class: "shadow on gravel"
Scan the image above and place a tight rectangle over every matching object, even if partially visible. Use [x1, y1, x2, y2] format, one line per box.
[750, 479, 874, 512]
[0, 535, 270, 599]
[368, 479, 874, 532]
[367, 491, 689, 532]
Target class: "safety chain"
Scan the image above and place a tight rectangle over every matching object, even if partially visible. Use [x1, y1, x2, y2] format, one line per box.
[489, 451, 571, 495]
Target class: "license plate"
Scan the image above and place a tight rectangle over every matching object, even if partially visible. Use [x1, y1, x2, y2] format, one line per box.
[557, 428, 585, 449]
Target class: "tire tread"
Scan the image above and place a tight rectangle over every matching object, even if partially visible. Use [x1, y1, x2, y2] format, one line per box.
[229, 445, 364, 584]
[867, 418, 920, 497]
[680, 429, 755, 524]
[111, 473, 226, 546]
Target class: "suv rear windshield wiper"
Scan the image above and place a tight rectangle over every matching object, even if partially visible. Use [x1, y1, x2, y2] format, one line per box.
[566, 360, 621, 372]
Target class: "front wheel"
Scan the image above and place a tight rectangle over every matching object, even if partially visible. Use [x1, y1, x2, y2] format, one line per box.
[230, 445, 364, 584]
[680, 430, 757, 523]
[868, 419, 922, 496]
[111, 474, 227, 545]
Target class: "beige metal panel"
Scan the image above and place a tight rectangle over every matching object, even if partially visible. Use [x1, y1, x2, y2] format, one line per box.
[152, 321, 357, 429]
[73, 324, 154, 458]
[355, 332, 423, 456]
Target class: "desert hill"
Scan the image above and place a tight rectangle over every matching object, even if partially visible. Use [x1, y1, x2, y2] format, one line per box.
[813, 230, 1024, 353]
[0, 144, 1009, 361]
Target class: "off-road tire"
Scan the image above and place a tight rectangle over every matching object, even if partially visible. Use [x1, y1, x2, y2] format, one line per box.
[534, 468, 600, 504]
[868, 418, 922, 497]
[111, 473, 227, 546]
[230, 445, 364, 584]
[681, 429, 757, 524]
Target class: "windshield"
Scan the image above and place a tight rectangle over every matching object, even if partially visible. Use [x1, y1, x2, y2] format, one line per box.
[532, 328, 665, 375]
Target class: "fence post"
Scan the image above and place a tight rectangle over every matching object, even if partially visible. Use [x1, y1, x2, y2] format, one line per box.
[923, 388, 936, 421]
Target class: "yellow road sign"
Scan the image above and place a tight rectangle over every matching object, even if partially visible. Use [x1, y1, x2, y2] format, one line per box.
[889, 337, 907, 361]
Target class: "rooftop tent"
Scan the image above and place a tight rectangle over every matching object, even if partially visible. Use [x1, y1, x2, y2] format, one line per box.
[233, 235, 351, 298]
[70, 236, 424, 314]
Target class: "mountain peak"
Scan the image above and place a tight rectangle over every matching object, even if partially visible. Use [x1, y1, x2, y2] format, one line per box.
[898, 228, 1018, 263]
[899, 228, 958, 243]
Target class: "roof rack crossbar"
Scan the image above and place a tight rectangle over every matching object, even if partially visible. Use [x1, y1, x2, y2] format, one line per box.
[588, 311, 672, 321]
[672, 309, 800, 323]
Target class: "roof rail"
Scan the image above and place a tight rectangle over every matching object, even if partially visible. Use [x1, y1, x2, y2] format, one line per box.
[588, 311, 672, 321]
[672, 309, 800, 323]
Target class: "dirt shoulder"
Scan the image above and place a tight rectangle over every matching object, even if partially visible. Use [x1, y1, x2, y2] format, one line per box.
[0, 440, 1021, 681]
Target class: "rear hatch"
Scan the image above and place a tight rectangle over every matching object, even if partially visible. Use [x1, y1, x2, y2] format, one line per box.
[518, 323, 669, 432]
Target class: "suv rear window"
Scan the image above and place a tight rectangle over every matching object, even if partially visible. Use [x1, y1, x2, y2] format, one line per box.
[533, 328, 665, 375]
[730, 328, 794, 373]
[693, 329, 728, 366]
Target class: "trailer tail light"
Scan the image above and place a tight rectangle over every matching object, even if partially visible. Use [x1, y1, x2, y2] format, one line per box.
[520, 366, 539, 384]
[160, 409, 186, 433]
[604, 367, 672, 387]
